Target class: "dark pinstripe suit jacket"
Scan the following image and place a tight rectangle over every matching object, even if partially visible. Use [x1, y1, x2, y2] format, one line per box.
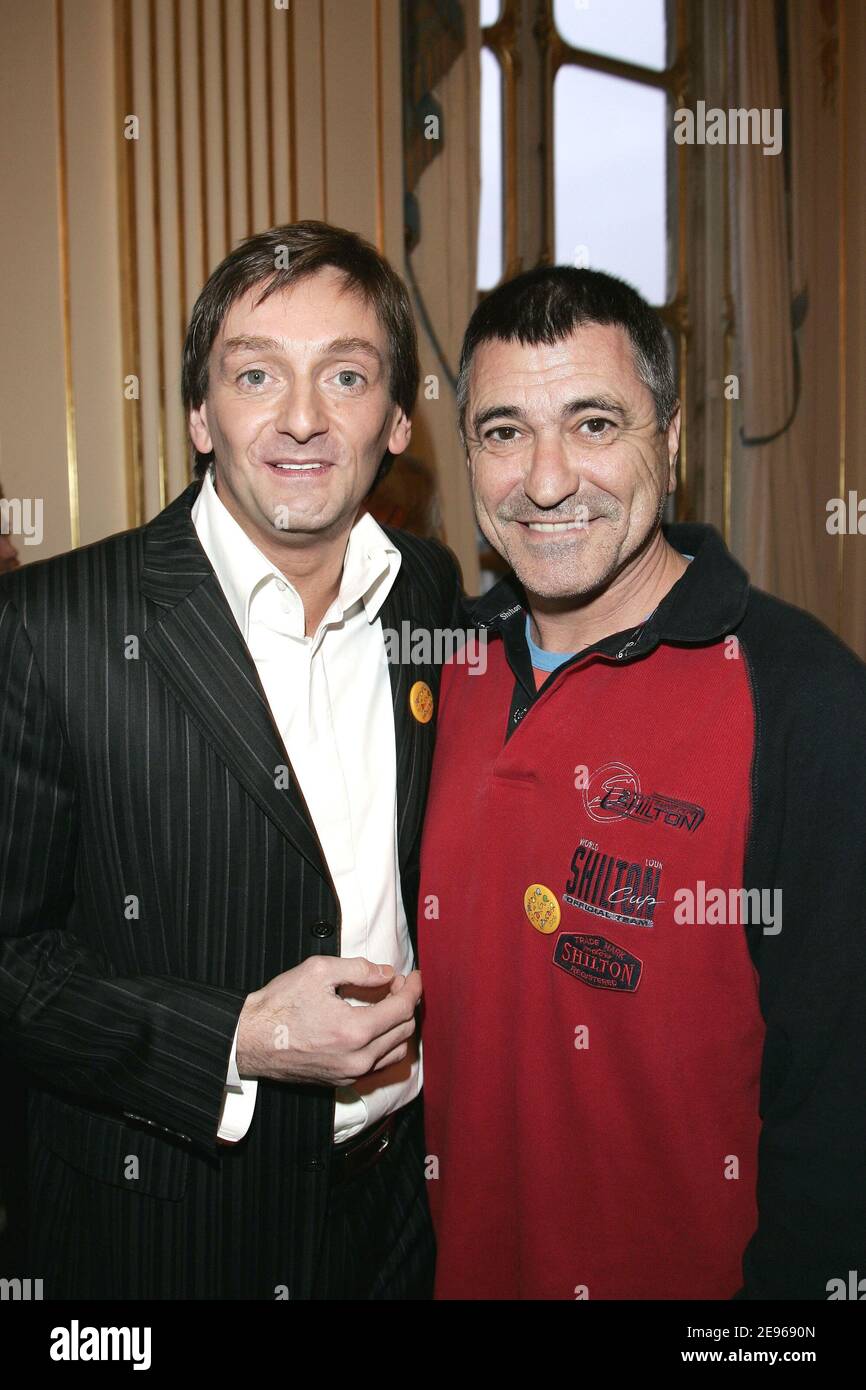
[0, 478, 461, 1299]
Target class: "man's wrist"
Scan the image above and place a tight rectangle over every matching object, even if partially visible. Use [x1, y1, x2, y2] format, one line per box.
[235, 993, 258, 1078]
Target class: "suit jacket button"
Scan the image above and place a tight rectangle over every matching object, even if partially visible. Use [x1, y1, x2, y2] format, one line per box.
[303, 1157, 326, 1171]
[310, 920, 334, 939]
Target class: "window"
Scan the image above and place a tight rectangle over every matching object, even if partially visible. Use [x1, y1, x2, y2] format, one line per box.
[478, 43, 504, 290]
[554, 68, 667, 303]
[553, 0, 666, 72]
[478, 0, 673, 305]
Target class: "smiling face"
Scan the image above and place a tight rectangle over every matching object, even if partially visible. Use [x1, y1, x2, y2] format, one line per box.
[188, 265, 411, 562]
[464, 321, 680, 601]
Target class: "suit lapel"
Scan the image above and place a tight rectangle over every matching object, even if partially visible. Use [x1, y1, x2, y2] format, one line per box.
[140, 481, 327, 875]
[378, 577, 437, 876]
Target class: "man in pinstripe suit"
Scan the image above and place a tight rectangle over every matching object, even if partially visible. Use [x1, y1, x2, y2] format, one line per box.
[0, 222, 461, 1299]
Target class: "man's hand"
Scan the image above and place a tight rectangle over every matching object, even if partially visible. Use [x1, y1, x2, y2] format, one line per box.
[235, 957, 422, 1086]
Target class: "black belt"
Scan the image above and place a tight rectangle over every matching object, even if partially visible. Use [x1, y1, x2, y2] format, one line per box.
[330, 1096, 417, 1186]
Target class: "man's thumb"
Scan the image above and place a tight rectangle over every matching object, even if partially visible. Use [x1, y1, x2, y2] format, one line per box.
[337, 957, 395, 986]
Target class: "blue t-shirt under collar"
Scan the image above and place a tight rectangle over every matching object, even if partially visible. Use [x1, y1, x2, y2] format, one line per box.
[525, 554, 694, 671]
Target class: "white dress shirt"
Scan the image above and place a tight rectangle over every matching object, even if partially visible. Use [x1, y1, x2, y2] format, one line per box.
[190, 467, 422, 1143]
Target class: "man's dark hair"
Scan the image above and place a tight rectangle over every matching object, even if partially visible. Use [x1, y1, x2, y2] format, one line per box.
[181, 220, 419, 486]
[456, 265, 677, 442]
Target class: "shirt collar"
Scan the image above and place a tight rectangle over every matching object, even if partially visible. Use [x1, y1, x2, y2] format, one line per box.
[190, 465, 401, 639]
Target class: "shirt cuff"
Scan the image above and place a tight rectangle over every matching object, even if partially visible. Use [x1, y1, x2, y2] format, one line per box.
[217, 1016, 258, 1143]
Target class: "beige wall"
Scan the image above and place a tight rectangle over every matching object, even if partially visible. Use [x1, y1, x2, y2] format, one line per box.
[0, 0, 479, 584]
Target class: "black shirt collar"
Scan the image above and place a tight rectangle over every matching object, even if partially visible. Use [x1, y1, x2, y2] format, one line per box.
[463, 522, 750, 651]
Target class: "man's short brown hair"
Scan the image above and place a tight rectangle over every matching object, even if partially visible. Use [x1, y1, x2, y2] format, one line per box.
[181, 220, 419, 487]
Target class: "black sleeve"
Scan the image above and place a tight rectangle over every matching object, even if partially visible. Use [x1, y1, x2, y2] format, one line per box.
[737, 598, 866, 1298]
[0, 589, 247, 1153]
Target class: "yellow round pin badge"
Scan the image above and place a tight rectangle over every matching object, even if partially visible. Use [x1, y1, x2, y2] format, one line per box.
[524, 883, 561, 934]
[409, 680, 434, 724]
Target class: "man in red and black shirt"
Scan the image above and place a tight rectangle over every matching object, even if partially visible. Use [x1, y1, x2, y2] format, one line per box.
[418, 266, 866, 1300]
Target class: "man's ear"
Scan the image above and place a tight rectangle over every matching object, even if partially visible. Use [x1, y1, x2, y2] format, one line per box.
[188, 401, 213, 457]
[387, 407, 412, 458]
[665, 405, 682, 493]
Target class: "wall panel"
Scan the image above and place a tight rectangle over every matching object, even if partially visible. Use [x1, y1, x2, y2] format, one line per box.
[1, 0, 479, 583]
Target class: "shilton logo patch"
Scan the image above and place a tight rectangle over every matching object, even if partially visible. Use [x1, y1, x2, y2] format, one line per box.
[564, 842, 662, 928]
[552, 933, 643, 993]
[582, 762, 705, 833]
[583, 762, 640, 823]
